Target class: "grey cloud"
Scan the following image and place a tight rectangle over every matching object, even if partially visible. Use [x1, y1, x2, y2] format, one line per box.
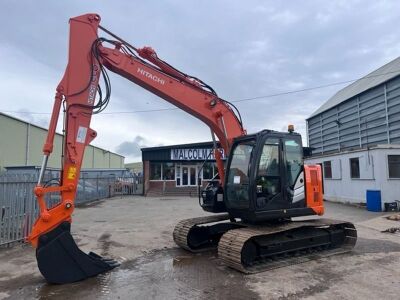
[2, 0, 400, 151]
[115, 136, 147, 159]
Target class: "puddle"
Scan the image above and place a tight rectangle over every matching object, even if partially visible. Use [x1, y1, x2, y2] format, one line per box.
[97, 233, 124, 256]
[1, 248, 259, 300]
[110, 248, 259, 299]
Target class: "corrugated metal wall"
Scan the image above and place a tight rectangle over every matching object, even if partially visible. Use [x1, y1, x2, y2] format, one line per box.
[0, 113, 125, 170]
[308, 76, 400, 154]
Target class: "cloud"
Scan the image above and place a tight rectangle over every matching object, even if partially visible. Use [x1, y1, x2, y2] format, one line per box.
[115, 136, 148, 162]
[1, 0, 400, 160]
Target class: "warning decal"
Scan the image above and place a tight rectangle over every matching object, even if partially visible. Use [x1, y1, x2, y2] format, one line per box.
[67, 166, 77, 180]
[76, 126, 88, 144]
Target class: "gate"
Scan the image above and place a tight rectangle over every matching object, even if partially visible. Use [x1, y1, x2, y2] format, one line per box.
[114, 174, 143, 195]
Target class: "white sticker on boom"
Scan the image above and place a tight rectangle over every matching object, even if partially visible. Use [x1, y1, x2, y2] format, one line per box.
[233, 176, 241, 184]
[76, 126, 87, 143]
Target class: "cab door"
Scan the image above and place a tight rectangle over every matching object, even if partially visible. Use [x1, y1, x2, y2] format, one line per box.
[282, 137, 305, 207]
[253, 134, 304, 211]
[254, 137, 284, 210]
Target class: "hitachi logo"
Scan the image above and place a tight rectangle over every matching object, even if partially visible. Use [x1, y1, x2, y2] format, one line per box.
[137, 68, 165, 85]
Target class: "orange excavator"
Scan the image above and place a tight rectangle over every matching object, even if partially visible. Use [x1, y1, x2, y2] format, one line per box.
[28, 13, 357, 284]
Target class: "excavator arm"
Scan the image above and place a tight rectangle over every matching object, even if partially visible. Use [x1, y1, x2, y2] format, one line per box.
[28, 13, 245, 283]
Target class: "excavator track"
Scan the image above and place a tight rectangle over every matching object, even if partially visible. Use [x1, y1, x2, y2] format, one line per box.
[173, 214, 238, 252]
[218, 218, 357, 273]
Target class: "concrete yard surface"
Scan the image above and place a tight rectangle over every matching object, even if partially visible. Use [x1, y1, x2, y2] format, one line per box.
[0, 196, 399, 300]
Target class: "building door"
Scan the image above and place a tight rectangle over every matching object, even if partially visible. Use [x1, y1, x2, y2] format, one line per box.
[181, 165, 197, 186]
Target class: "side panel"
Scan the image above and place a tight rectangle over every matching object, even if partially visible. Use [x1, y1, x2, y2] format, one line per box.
[304, 164, 324, 215]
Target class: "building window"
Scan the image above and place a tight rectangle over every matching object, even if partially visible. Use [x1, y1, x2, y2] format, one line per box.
[162, 163, 175, 180]
[323, 161, 332, 179]
[350, 157, 360, 179]
[150, 162, 162, 180]
[203, 162, 214, 179]
[388, 155, 400, 178]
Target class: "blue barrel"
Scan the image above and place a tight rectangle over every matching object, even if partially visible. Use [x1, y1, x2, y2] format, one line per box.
[366, 190, 382, 212]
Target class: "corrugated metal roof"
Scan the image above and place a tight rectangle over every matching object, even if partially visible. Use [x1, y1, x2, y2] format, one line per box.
[309, 56, 400, 118]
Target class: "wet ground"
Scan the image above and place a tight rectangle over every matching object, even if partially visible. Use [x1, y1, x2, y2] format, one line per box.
[1, 248, 258, 300]
[0, 197, 399, 299]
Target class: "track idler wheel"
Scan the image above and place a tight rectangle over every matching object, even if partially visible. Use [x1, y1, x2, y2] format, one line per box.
[36, 222, 120, 284]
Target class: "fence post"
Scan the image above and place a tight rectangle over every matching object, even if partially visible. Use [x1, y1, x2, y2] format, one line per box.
[96, 175, 99, 200]
[108, 176, 112, 198]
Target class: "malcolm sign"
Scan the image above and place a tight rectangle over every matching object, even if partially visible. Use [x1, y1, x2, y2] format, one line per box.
[171, 148, 225, 161]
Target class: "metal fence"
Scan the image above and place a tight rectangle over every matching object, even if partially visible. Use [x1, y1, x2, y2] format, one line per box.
[0, 173, 38, 245]
[0, 170, 142, 246]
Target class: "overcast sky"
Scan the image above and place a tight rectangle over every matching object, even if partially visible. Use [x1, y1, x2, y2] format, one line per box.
[1, 1, 400, 162]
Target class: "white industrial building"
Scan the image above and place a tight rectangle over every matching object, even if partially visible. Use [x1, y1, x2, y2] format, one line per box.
[305, 57, 400, 208]
[306, 145, 400, 205]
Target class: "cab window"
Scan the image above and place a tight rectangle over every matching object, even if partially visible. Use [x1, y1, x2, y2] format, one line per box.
[284, 139, 303, 187]
[225, 142, 254, 209]
[255, 139, 280, 208]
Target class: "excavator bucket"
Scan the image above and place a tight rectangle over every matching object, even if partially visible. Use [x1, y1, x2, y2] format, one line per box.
[36, 222, 119, 284]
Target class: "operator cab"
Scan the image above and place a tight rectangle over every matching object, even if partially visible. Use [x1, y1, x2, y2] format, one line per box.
[201, 129, 317, 223]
